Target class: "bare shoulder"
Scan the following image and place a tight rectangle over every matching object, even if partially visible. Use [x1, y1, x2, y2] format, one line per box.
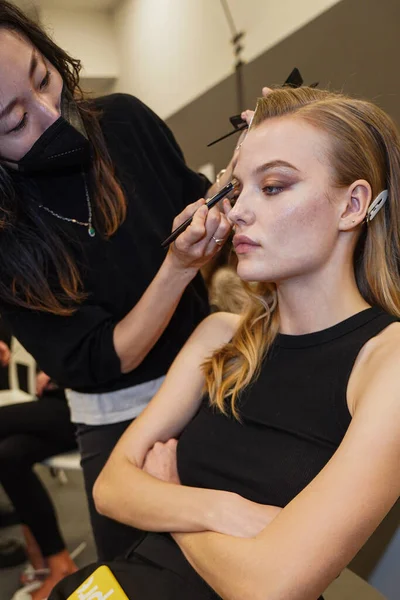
[196, 311, 241, 339]
[357, 320, 400, 370]
[349, 321, 400, 415]
[189, 312, 241, 353]
[368, 320, 400, 376]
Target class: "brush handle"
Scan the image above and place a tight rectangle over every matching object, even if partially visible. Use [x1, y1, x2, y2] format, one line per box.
[161, 181, 234, 248]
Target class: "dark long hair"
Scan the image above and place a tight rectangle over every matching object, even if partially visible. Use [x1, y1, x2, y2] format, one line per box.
[0, 1, 126, 316]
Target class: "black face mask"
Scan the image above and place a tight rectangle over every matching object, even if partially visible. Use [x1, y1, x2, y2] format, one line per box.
[1, 91, 92, 174]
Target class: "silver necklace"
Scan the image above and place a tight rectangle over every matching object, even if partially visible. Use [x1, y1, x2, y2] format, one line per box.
[38, 171, 96, 238]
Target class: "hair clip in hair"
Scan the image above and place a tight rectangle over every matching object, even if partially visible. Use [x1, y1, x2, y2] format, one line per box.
[366, 189, 388, 223]
[207, 68, 319, 147]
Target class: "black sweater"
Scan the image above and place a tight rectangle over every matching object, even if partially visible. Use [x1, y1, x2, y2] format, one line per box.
[2, 94, 210, 393]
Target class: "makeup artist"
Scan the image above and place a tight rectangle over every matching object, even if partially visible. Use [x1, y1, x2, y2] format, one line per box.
[0, 1, 239, 564]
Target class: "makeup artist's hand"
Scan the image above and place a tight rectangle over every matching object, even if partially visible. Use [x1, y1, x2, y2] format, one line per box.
[241, 86, 272, 126]
[229, 87, 273, 174]
[142, 438, 181, 485]
[208, 87, 274, 196]
[168, 199, 231, 271]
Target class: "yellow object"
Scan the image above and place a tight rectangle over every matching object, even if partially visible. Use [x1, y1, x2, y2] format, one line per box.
[67, 565, 129, 600]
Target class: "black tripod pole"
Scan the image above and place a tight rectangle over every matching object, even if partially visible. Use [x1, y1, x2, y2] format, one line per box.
[235, 56, 245, 113]
[220, 0, 245, 113]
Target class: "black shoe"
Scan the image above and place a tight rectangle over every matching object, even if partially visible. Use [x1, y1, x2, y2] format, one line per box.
[0, 505, 20, 529]
[0, 538, 26, 569]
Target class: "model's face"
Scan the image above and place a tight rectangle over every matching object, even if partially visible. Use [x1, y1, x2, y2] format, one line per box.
[0, 28, 63, 163]
[230, 116, 346, 284]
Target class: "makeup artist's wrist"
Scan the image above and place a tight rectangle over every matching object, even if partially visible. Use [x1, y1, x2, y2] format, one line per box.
[163, 251, 199, 284]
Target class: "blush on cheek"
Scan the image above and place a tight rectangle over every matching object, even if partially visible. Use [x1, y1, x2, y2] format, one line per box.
[265, 193, 331, 268]
[281, 191, 329, 234]
[266, 201, 303, 242]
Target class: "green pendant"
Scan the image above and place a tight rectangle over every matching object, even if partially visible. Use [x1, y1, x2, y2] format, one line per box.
[88, 226, 96, 238]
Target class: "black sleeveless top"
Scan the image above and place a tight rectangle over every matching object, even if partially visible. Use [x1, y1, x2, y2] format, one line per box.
[177, 307, 398, 507]
[130, 307, 397, 600]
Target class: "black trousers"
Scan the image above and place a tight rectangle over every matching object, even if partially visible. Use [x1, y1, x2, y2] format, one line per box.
[0, 395, 77, 557]
[49, 533, 325, 600]
[49, 533, 221, 599]
[76, 420, 145, 562]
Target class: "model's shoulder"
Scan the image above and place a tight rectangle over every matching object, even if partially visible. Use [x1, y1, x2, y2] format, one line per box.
[190, 312, 241, 352]
[351, 320, 400, 414]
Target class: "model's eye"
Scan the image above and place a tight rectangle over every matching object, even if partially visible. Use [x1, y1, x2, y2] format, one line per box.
[10, 113, 28, 134]
[40, 70, 52, 90]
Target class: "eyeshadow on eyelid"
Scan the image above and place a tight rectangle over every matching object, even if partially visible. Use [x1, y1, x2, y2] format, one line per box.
[261, 179, 294, 186]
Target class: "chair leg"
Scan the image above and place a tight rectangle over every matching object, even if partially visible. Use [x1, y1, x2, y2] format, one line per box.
[70, 542, 87, 561]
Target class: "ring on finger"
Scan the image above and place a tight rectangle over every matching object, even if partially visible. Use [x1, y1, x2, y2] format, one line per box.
[212, 236, 224, 245]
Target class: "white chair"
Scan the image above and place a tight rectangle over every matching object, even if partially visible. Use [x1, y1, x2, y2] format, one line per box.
[42, 450, 82, 484]
[42, 450, 81, 471]
[0, 337, 36, 406]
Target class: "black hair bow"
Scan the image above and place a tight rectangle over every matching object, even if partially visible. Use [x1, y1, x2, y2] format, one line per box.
[207, 68, 319, 147]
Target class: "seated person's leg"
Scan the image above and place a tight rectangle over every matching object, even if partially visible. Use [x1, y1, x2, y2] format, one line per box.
[0, 400, 78, 599]
[0, 434, 76, 597]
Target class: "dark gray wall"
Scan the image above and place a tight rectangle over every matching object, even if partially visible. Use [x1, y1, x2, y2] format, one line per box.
[167, 0, 400, 174]
[166, 0, 400, 582]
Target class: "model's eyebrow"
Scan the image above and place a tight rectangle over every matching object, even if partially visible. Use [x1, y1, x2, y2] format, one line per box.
[0, 49, 38, 122]
[253, 160, 300, 175]
[28, 48, 39, 79]
[233, 160, 300, 181]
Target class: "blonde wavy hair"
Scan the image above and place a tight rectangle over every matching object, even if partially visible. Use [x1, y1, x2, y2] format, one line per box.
[203, 86, 400, 418]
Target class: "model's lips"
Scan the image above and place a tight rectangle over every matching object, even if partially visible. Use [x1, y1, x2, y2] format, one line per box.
[233, 234, 260, 252]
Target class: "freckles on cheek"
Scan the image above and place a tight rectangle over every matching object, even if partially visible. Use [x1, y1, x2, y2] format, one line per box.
[293, 190, 329, 230]
[267, 202, 303, 242]
[267, 194, 325, 255]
